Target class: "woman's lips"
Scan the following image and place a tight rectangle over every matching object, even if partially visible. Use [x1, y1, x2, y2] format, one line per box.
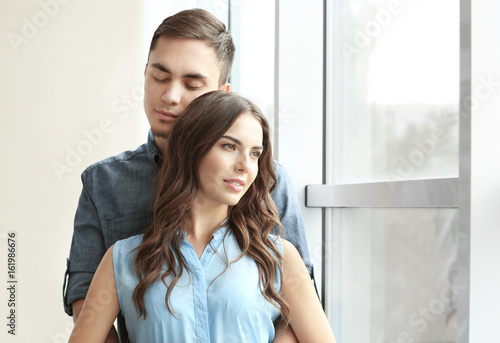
[224, 179, 245, 192]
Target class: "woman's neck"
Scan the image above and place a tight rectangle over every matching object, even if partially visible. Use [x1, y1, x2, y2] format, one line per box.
[184, 202, 229, 258]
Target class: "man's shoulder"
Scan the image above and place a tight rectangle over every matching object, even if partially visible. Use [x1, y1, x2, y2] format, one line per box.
[273, 160, 286, 174]
[272, 160, 292, 183]
[82, 143, 150, 176]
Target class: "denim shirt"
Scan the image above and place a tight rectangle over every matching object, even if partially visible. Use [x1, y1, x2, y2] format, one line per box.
[63, 131, 312, 339]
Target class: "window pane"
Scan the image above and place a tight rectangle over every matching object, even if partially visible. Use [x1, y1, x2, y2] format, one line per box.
[332, 208, 458, 343]
[229, 0, 275, 134]
[334, 0, 459, 183]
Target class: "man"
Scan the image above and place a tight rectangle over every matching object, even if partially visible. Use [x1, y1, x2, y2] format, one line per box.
[63, 9, 313, 342]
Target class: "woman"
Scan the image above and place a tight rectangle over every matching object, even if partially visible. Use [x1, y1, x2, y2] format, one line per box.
[69, 91, 336, 342]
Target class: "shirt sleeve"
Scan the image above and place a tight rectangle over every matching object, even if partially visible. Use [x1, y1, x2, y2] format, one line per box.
[63, 169, 107, 316]
[271, 161, 313, 277]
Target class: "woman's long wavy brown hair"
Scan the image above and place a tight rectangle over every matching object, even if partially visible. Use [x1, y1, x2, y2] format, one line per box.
[132, 91, 290, 324]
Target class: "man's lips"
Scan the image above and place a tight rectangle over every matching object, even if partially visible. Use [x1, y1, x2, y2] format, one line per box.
[155, 109, 179, 122]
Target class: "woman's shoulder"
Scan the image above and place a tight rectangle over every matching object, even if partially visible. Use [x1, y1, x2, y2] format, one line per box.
[114, 234, 144, 248]
[280, 238, 302, 263]
[112, 234, 144, 259]
[266, 233, 284, 254]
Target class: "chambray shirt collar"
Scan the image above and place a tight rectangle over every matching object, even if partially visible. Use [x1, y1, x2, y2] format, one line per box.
[179, 220, 230, 243]
[146, 130, 163, 167]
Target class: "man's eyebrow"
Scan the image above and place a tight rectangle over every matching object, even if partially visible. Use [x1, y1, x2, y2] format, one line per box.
[222, 135, 263, 150]
[151, 63, 170, 74]
[184, 72, 207, 80]
[151, 63, 207, 80]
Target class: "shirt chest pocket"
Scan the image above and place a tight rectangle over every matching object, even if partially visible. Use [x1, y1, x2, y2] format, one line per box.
[105, 212, 153, 248]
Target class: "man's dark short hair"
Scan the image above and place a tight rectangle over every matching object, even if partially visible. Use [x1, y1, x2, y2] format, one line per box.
[148, 9, 235, 86]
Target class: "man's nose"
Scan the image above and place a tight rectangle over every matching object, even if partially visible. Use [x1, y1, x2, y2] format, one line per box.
[161, 83, 181, 105]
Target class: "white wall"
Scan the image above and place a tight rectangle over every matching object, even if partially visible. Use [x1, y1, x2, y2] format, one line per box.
[469, 0, 500, 340]
[0, 1, 145, 341]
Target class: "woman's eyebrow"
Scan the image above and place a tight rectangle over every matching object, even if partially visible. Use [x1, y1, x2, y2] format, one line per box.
[222, 135, 263, 150]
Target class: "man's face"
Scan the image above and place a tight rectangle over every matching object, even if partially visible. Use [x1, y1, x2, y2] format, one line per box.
[144, 36, 229, 142]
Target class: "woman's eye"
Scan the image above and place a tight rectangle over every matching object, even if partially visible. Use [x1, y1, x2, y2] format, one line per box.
[251, 151, 262, 158]
[223, 143, 235, 150]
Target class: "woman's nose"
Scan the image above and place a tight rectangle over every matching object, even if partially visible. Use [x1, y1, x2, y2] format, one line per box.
[235, 155, 250, 173]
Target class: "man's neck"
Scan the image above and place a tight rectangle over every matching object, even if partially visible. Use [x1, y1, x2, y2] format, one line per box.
[154, 135, 168, 156]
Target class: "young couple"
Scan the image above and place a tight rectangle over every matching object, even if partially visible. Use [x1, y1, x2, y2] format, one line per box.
[65, 9, 335, 343]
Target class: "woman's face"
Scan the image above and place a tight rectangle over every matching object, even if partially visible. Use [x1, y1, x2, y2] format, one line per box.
[197, 112, 263, 209]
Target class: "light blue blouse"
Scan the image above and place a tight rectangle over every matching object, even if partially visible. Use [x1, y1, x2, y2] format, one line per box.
[113, 225, 282, 343]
